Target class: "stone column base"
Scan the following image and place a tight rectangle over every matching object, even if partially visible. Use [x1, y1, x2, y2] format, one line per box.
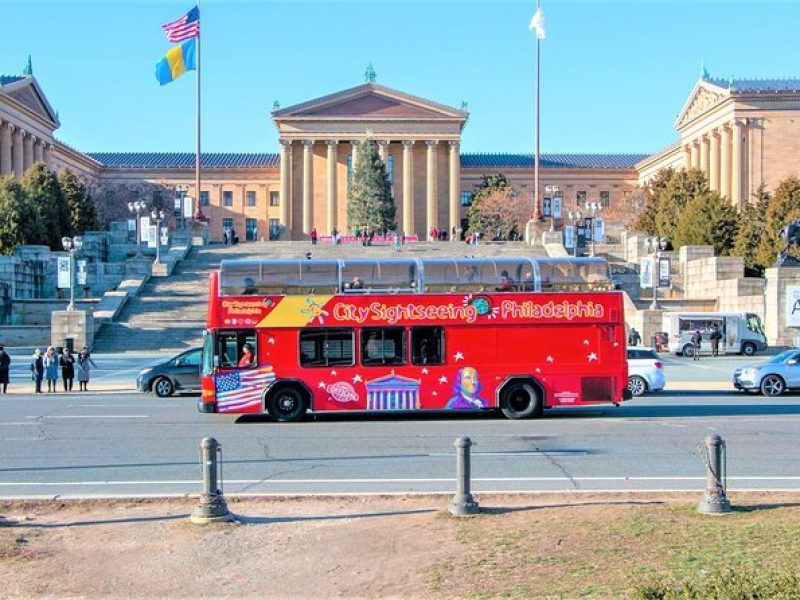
[51, 310, 94, 351]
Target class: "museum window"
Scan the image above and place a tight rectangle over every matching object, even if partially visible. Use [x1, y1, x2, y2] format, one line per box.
[461, 191, 473, 207]
[245, 218, 258, 241]
[246, 191, 256, 207]
[200, 191, 209, 206]
[223, 191, 233, 207]
[576, 190, 587, 206]
[269, 191, 279, 207]
[600, 191, 610, 207]
[222, 218, 234, 230]
[269, 218, 282, 240]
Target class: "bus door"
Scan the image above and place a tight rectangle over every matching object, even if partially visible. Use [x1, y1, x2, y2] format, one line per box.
[725, 316, 740, 353]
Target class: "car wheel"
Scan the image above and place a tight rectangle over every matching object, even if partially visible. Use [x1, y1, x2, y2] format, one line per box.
[268, 387, 308, 422]
[500, 383, 543, 419]
[741, 342, 756, 356]
[760, 375, 785, 397]
[153, 377, 175, 397]
[682, 344, 695, 358]
[627, 375, 648, 397]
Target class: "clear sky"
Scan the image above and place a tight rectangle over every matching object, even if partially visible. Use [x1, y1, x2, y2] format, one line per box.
[3, 1, 799, 156]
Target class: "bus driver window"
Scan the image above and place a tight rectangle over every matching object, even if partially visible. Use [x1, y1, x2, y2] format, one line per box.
[218, 331, 256, 369]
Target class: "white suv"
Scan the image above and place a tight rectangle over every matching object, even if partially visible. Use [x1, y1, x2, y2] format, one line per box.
[627, 347, 666, 396]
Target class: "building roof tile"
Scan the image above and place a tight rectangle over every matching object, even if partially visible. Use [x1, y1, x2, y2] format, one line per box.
[707, 77, 800, 93]
[0, 75, 26, 87]
[460, 153, 647, 169]
[88, 152, 280, 169]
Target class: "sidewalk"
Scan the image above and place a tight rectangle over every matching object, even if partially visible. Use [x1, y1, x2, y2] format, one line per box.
[2, 383, 137, 395]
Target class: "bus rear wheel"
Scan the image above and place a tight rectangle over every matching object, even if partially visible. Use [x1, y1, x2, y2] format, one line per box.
[267, 387, 308, 422]
[500, 383, 542, 420]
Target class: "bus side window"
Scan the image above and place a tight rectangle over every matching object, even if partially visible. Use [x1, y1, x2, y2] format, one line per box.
[411, 327, 444, 365]
[218, 330, 256, 368]
[361, 327, 406, 366]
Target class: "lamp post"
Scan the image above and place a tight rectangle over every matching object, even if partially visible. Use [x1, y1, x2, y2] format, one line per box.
[61, 236, 83, 311]
[151, 208, 165, 265]
[175, 185, 188, 230]
[584, 201, 603, 256]
[567, 209, 583, 257]
[649, 236, 668, 310]
[128, 201, 145, 257]
[545, 185, 559, 232]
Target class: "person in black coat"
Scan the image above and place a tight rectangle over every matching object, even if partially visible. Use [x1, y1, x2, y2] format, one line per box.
[0, 344, 10, 394]
[30, 347, 44, 394]
[60, 348, 75, 392]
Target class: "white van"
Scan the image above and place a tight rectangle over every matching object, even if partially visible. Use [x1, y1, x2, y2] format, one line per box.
[662, 312, 767, 357]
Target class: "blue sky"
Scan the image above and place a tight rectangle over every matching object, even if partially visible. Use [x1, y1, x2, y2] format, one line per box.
[3, 1, 799, 155]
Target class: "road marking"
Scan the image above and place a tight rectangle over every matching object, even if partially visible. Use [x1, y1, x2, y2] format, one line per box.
[0, 422, 38, 426]
[24, 415, 150, 419]
[69, 404, 179, 408]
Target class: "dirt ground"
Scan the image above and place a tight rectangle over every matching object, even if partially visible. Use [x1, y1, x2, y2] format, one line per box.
[2, 492, 800, 599]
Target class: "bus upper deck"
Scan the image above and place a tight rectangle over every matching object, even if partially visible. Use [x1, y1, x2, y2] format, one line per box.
[217, 256, 614, 296]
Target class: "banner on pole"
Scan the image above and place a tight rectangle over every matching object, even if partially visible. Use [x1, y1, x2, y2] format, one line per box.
[57, 256, 71, 289]
[148, 225, 158, 248]
[543, 197, 552, 218]
[640, 257, 654, 289]
[593, 217, 605, 243]
[553, 196, 562, 219]
[183, 196, 194, 218]
[658, 256, 671, 288]
[160, 226, 169, 246]
[140, 216, 151, 243]
[77, 260, 87, 286]
[564, 225, 574, 249]
[127, 219, 136, 232]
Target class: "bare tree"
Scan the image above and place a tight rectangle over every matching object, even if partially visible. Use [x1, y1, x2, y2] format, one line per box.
[469, 189, 530, 241]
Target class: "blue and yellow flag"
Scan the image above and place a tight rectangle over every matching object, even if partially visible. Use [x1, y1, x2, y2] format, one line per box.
[155, 38, 196, 85]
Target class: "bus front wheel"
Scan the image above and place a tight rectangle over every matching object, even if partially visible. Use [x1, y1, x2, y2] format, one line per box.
[500, 383, 542, 420]
[267, 387, 308, 422]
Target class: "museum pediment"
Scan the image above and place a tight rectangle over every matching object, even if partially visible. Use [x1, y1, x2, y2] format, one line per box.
[273, 83, 468, 121]
[675, 80, 729, 130]
[0, 76, 59, 127]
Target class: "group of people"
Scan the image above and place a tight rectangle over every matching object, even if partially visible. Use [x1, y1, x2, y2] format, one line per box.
[29, 346, 96, 394]
[690, 323, 723, 360]
[429, 227, 450, 242]
[222, 227, 239, 246]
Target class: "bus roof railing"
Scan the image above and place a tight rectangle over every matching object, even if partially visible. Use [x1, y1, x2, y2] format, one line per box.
[218, 256, 613, 296]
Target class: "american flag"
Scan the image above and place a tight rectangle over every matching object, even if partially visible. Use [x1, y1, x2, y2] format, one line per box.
[162, 6, 200, 43]
[215, 364, 276, 412]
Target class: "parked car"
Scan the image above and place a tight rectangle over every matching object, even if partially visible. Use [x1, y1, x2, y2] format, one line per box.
[733, 349, 800, 396]
[137, 348, 202, 397]
[627, 346, 665, 396]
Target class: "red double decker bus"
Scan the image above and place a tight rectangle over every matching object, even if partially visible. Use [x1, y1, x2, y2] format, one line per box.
[199, 256, 630, 420]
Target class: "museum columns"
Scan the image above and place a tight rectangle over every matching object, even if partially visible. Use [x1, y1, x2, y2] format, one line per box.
[426, 140, 438, 236]
[278, 140, 291, 235]
[709, 129, 720, 192]
[23, 133, 34, 171]
[0, 120, 12, 176]
[720, 124, 732, 201]
[12, 126, 24, 178]
[700, 135, 710, 177]
[448, 141, 460, 239]
[326, 140, 337, 233]
[690, 141, 700, 170]
[34, 138, 44, 164]
[302, 140, 314, 234]
[682, 144, 691, 170]
[731, 119, 745, 209]
[402, 140, 414, 236]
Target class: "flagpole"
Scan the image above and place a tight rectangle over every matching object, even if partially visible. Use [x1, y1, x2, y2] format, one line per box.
[534, 0, 543, 226]
[194, 0, 203, 222]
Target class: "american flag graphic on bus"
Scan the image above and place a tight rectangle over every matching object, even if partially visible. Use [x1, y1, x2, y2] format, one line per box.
[215, 364, 276, 412]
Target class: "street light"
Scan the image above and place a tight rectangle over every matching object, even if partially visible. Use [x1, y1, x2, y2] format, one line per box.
[545, 185, 560, 232]
[584, 201, 603, 256]
[128, 201, 145, 257]
[648, 236, 668, 310]
[151, 208, 166, 265]
[175, 185, 189, 230]
[61, 236, 83, 311]
[567, 209, 583, 257]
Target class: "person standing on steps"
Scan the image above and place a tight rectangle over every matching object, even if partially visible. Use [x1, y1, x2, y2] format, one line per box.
[76, 347, 97, 391]
[0, 344, 10, 394]
[60, 347, 75, 392]
[30, 348, 44, 394]
[44, 346, 59, 393]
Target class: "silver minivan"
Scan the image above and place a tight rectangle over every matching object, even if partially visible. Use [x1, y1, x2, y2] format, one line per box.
[663, 311, 767, 357]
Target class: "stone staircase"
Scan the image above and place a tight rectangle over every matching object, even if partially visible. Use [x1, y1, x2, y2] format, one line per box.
[92, 240, 547, 353]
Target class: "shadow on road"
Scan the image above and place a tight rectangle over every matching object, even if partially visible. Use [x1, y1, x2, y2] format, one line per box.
[236, 507, 436, 525]
[480, 499, 666, 515]
[4, 513, 189, 529]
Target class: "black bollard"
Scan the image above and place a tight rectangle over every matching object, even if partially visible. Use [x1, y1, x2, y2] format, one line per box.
[190, 437, 232, 524]
[697, 434, 731, 514]
[449, 436, 480, 516]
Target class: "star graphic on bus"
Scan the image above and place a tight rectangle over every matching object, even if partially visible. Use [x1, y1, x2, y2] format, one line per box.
[587, 352, 598, 362]
[583, 339, 590, 345]
[301, 298, 330, 324]
[432, 391, 438, 397]
[453, 351, 464, 362]
[268, 337, 276, 344]
[546, 356, 554, 363]
[439, 376, 448, 384]
[421, 368, 429, 375]
[535, 368, 541, 373]
[330, 370, 337, 376]
[352, 374, 363, 384]
[318, 381, 327, 389]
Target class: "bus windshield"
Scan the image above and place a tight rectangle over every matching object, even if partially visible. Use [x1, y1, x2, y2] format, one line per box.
[202, 330, 214, 375]
[746, 313, 764, 335]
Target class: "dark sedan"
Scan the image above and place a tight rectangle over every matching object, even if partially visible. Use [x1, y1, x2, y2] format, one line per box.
[137, 348, 202, 397]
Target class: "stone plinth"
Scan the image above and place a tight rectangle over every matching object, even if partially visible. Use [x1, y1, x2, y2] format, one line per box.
[764, 266, 800, 346]
[151, 260, 175, 277]
[51, 310, 94, 351]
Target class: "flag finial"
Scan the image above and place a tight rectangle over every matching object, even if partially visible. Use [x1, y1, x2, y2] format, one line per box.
[364, 62, 377, 83]
[701, 59, 710, 80]
[23, 55, 33, 76]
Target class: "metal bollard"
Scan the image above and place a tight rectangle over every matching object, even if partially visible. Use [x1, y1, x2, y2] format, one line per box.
[697, 434, 731, 514]
[449, 436, 480, 516]
[190, 437, 232, 524]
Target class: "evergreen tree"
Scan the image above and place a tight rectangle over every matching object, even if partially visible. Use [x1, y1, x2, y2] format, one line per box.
[60, 168, 99, 234]
[0, 177, 45, 254]
[732, 184, 771, 274]
[22, 163, 71, 249]
[466, 173, 512, 236]
[346, 138, 395, 233]
[655, 168, 710, 243]
[672, 192, 738, 256]
[635, 167, 674, 235]
[755, 176, 800, 268]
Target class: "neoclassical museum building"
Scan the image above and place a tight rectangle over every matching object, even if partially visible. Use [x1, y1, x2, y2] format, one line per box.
[3, 67, 800, 242]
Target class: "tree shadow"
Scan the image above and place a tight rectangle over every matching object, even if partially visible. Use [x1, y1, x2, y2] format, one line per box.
[234, 507, 436, 525]
[3, 513, 189, 529]
[478, 499, 666, 516]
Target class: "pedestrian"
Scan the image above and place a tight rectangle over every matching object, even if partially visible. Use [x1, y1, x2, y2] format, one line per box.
[44, 346, 59, 393]
[231, 228, 239, 245]
[691, 329, 702, 361]
[628, 327, 642, 347]
[30, 347, 44, 394]
[0, 344, 10, 394]
[710, 323, 722, 357]
[392, 232, 401, 253]
[310, 227, 318, 245]
[60, 348, 75, 391]
[222, 228, 229, 246]
[76, 347, 97, 391]
[368, 230, 375, 246]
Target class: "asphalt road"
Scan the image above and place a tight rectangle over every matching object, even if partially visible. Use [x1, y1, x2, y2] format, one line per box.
[1, 387, 799, 498]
